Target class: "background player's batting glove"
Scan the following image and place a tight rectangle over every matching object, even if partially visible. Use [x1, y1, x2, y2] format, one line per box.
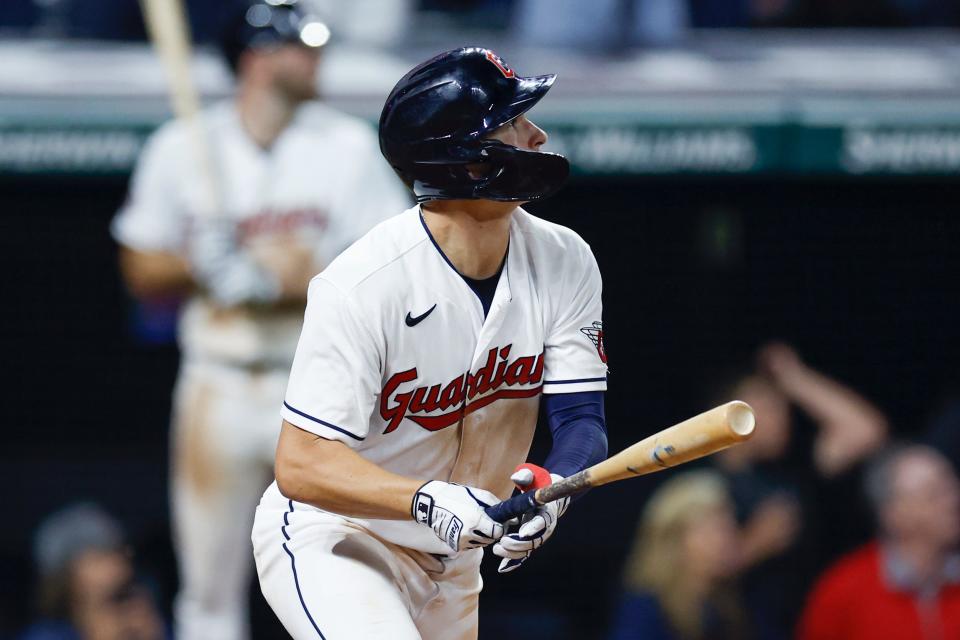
[188, 218, 282, 307]
[412, 481, 505, 553]
[492, 471, 570, 573]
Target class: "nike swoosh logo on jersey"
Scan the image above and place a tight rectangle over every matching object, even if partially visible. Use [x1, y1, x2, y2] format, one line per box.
[405, 304, 437, 327]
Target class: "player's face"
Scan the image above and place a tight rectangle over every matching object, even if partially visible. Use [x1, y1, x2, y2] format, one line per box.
[267, 44, 321, 102]
[486, 115, 548, 151]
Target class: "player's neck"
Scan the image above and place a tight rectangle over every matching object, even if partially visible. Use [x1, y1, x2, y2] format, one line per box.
[236, 83, 300, 150]
[421, 201, 515, 280]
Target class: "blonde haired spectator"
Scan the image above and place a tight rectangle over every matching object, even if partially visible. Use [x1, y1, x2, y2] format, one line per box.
[608, 471, 753, 640]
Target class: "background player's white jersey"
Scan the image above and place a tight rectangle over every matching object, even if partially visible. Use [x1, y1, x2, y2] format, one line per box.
[280, 205, 608, 556]
[111, 101, 410, 366]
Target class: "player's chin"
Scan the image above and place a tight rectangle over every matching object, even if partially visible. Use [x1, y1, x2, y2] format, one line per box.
[283, 81, 318, 103]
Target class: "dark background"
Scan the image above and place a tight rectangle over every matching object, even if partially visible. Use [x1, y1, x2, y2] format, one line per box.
[2, 172, 958, 638]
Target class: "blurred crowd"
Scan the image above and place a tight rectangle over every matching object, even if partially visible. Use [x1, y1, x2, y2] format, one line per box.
[17, 343, 960, 639]
[1, 0, 958, 47]
[607, 343, 960, 640]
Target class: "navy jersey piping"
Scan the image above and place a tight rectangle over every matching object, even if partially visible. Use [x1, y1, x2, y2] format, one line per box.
[283, 401, 365, 441]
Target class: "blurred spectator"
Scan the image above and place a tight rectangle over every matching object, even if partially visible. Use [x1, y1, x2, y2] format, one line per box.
[513, 0, 689, 50]
[112, 2, 409, 638]
[797, 444, 960, 640]
[608, 471, 760, 640]
[711, 342, 888, 635]
[18, 503, 166, 640]
[729, 342, 889, 481]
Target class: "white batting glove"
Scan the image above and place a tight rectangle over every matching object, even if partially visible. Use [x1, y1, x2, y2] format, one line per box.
[412, 481, 505, 553]
[188, 218, 281, 307]
[492, 471, 569, 573]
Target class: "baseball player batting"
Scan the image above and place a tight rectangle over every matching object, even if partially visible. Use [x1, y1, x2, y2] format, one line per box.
[251, 47, 610, 639]
[112, 2, 409, 638]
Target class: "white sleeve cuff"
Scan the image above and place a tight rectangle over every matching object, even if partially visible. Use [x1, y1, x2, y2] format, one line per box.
[541, 377, 607, 394]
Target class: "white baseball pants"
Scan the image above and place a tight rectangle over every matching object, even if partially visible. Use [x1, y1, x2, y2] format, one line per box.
[252, 482, 483, 640]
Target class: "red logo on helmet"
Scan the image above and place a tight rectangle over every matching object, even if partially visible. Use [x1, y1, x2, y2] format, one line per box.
[485, 50, 515, 79]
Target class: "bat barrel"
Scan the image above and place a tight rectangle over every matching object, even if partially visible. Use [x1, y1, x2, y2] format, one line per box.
[483, 401, 757, 522]
[726, 400, 756, 438]
[584, 400, 757, 487]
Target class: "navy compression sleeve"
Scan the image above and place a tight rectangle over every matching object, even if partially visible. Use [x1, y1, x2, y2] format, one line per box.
[542, 391, 608, 478]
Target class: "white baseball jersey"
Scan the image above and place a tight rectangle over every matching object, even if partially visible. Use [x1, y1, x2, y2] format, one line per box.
[280, 205, 608, 556]
[111, 100, 410, 366]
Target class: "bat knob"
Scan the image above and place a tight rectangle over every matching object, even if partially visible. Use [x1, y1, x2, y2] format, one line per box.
[727, 401, 756, 438]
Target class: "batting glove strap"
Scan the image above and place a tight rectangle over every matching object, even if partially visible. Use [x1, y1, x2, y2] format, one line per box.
[412, 480, 505, 553]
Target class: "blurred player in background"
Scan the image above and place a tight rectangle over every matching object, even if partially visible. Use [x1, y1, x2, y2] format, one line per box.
[111, 1, 409, 638]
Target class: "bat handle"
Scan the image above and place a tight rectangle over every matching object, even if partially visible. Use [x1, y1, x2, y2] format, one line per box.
[485, 491, 540, 523]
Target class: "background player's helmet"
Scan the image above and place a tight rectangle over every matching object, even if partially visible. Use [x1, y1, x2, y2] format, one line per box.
[379, 47, 570, 203]
[219, 0, 330, 74]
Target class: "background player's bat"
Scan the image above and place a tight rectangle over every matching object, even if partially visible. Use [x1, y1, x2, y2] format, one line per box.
[138, 0, 220, 216]
[484, 400, 756, 523]
[138, 0, 200, 124]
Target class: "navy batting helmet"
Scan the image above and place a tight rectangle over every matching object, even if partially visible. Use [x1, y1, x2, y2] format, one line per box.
[219, 0, 330, 74]
[379, 47, 570, 203]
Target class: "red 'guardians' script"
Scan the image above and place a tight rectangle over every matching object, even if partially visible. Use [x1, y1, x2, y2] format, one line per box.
[380, 345, 543, 433]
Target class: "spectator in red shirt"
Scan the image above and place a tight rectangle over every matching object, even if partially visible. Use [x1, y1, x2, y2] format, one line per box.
[797, 444, 960, 640]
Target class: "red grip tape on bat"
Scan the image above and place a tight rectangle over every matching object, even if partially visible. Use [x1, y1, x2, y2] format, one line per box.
[513, 462, 552, 493]
[486, 464, 553, 523]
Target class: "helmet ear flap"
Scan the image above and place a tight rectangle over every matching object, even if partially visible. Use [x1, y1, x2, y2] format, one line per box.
[474, 143, 570, 202]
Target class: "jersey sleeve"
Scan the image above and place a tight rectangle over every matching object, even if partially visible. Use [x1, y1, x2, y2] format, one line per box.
[281, 277, 382, 444]
[542, 242, 608, 394]
[110, 125, 189, 253]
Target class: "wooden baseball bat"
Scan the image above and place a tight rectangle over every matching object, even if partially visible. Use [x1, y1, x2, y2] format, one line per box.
[139, 0, 201, 124]
[484, 400, 756, 523]
[138, 0, 220, 217]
